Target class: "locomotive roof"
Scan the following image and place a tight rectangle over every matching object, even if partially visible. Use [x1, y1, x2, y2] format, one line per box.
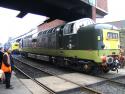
[78, 23, 119, 32]
[67, 18, 95, 26]
[95, 24, 119, 30]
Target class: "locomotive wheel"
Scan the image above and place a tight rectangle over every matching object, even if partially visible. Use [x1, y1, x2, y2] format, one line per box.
[102, 67, 110, 73]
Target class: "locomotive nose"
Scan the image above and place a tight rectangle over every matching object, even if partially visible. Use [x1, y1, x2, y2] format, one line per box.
[101, 55, 119, 72]
[106, 56, 119, 71]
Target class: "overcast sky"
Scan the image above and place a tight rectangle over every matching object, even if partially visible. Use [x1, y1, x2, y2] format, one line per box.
[97, 0, 125, 23]
[0, 8, 46, 44]
[0, 0, 124, 44]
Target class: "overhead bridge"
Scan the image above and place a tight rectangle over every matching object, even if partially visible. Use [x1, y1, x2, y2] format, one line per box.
[0, 0, 107, 21]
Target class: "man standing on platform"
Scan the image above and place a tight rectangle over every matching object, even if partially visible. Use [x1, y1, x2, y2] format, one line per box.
[1, 48, 13, 89]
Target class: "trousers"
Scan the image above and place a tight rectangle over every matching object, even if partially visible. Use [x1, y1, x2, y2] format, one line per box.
[4, 72, 11, 88]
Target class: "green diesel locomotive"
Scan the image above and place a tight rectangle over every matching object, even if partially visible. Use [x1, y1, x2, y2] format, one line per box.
[20, 18, 120, 73]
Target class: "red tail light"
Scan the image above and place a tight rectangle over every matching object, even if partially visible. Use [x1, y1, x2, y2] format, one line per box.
[101, 56, 107, 63]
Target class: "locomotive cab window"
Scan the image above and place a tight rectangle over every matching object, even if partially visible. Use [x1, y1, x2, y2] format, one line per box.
[63, 23, 74, 35]
[107, 32, 118, 39]
[14, 44, 19, 46]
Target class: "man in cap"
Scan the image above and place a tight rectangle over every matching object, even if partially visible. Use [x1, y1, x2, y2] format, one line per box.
[1, 48, 13, 89]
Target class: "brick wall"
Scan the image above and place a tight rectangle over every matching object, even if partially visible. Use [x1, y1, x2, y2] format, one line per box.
[38, 19, 65, 31]
[96, 0, 108, 12]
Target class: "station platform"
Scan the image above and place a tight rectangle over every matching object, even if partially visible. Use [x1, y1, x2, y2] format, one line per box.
[0, 72, 51, 94]
[0, 72, 32, 94]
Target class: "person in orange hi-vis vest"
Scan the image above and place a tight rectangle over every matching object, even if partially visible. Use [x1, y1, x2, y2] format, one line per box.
[1, 48, 13, 89]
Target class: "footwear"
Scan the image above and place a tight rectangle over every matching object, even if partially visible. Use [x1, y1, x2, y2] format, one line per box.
[6, 86, 14, 89]
[3, 81, 6, 84]
[0, 79, 1, 82]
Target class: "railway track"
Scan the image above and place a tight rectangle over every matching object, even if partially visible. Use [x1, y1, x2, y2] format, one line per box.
[14, 66, 56, 94]
[95, 74, 125, 87]
[14, 56, 102, 94]
[86, 73, 125, 94]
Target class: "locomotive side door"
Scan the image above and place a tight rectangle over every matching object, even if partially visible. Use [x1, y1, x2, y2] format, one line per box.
[56, 26, 64, 49]
[97, 30, 104, 50]
[63, 23, 78, 50]
[32, 32, 38, 48]
[63, 24, 72, 49]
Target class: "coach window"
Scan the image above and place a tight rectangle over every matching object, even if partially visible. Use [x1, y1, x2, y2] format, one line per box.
[38, 32, 43, 36]
[48, 29, 51, 33]
[45, 31, 47, 34]
[32, 32, 38, 42]
[43, 30, 47, 34]
[43, 31, 45, 34]
[52, 28, 56, 33]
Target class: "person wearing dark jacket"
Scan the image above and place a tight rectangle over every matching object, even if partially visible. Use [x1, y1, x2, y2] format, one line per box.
[8, 50, 14, 71]
[0, 47, 4, 68]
